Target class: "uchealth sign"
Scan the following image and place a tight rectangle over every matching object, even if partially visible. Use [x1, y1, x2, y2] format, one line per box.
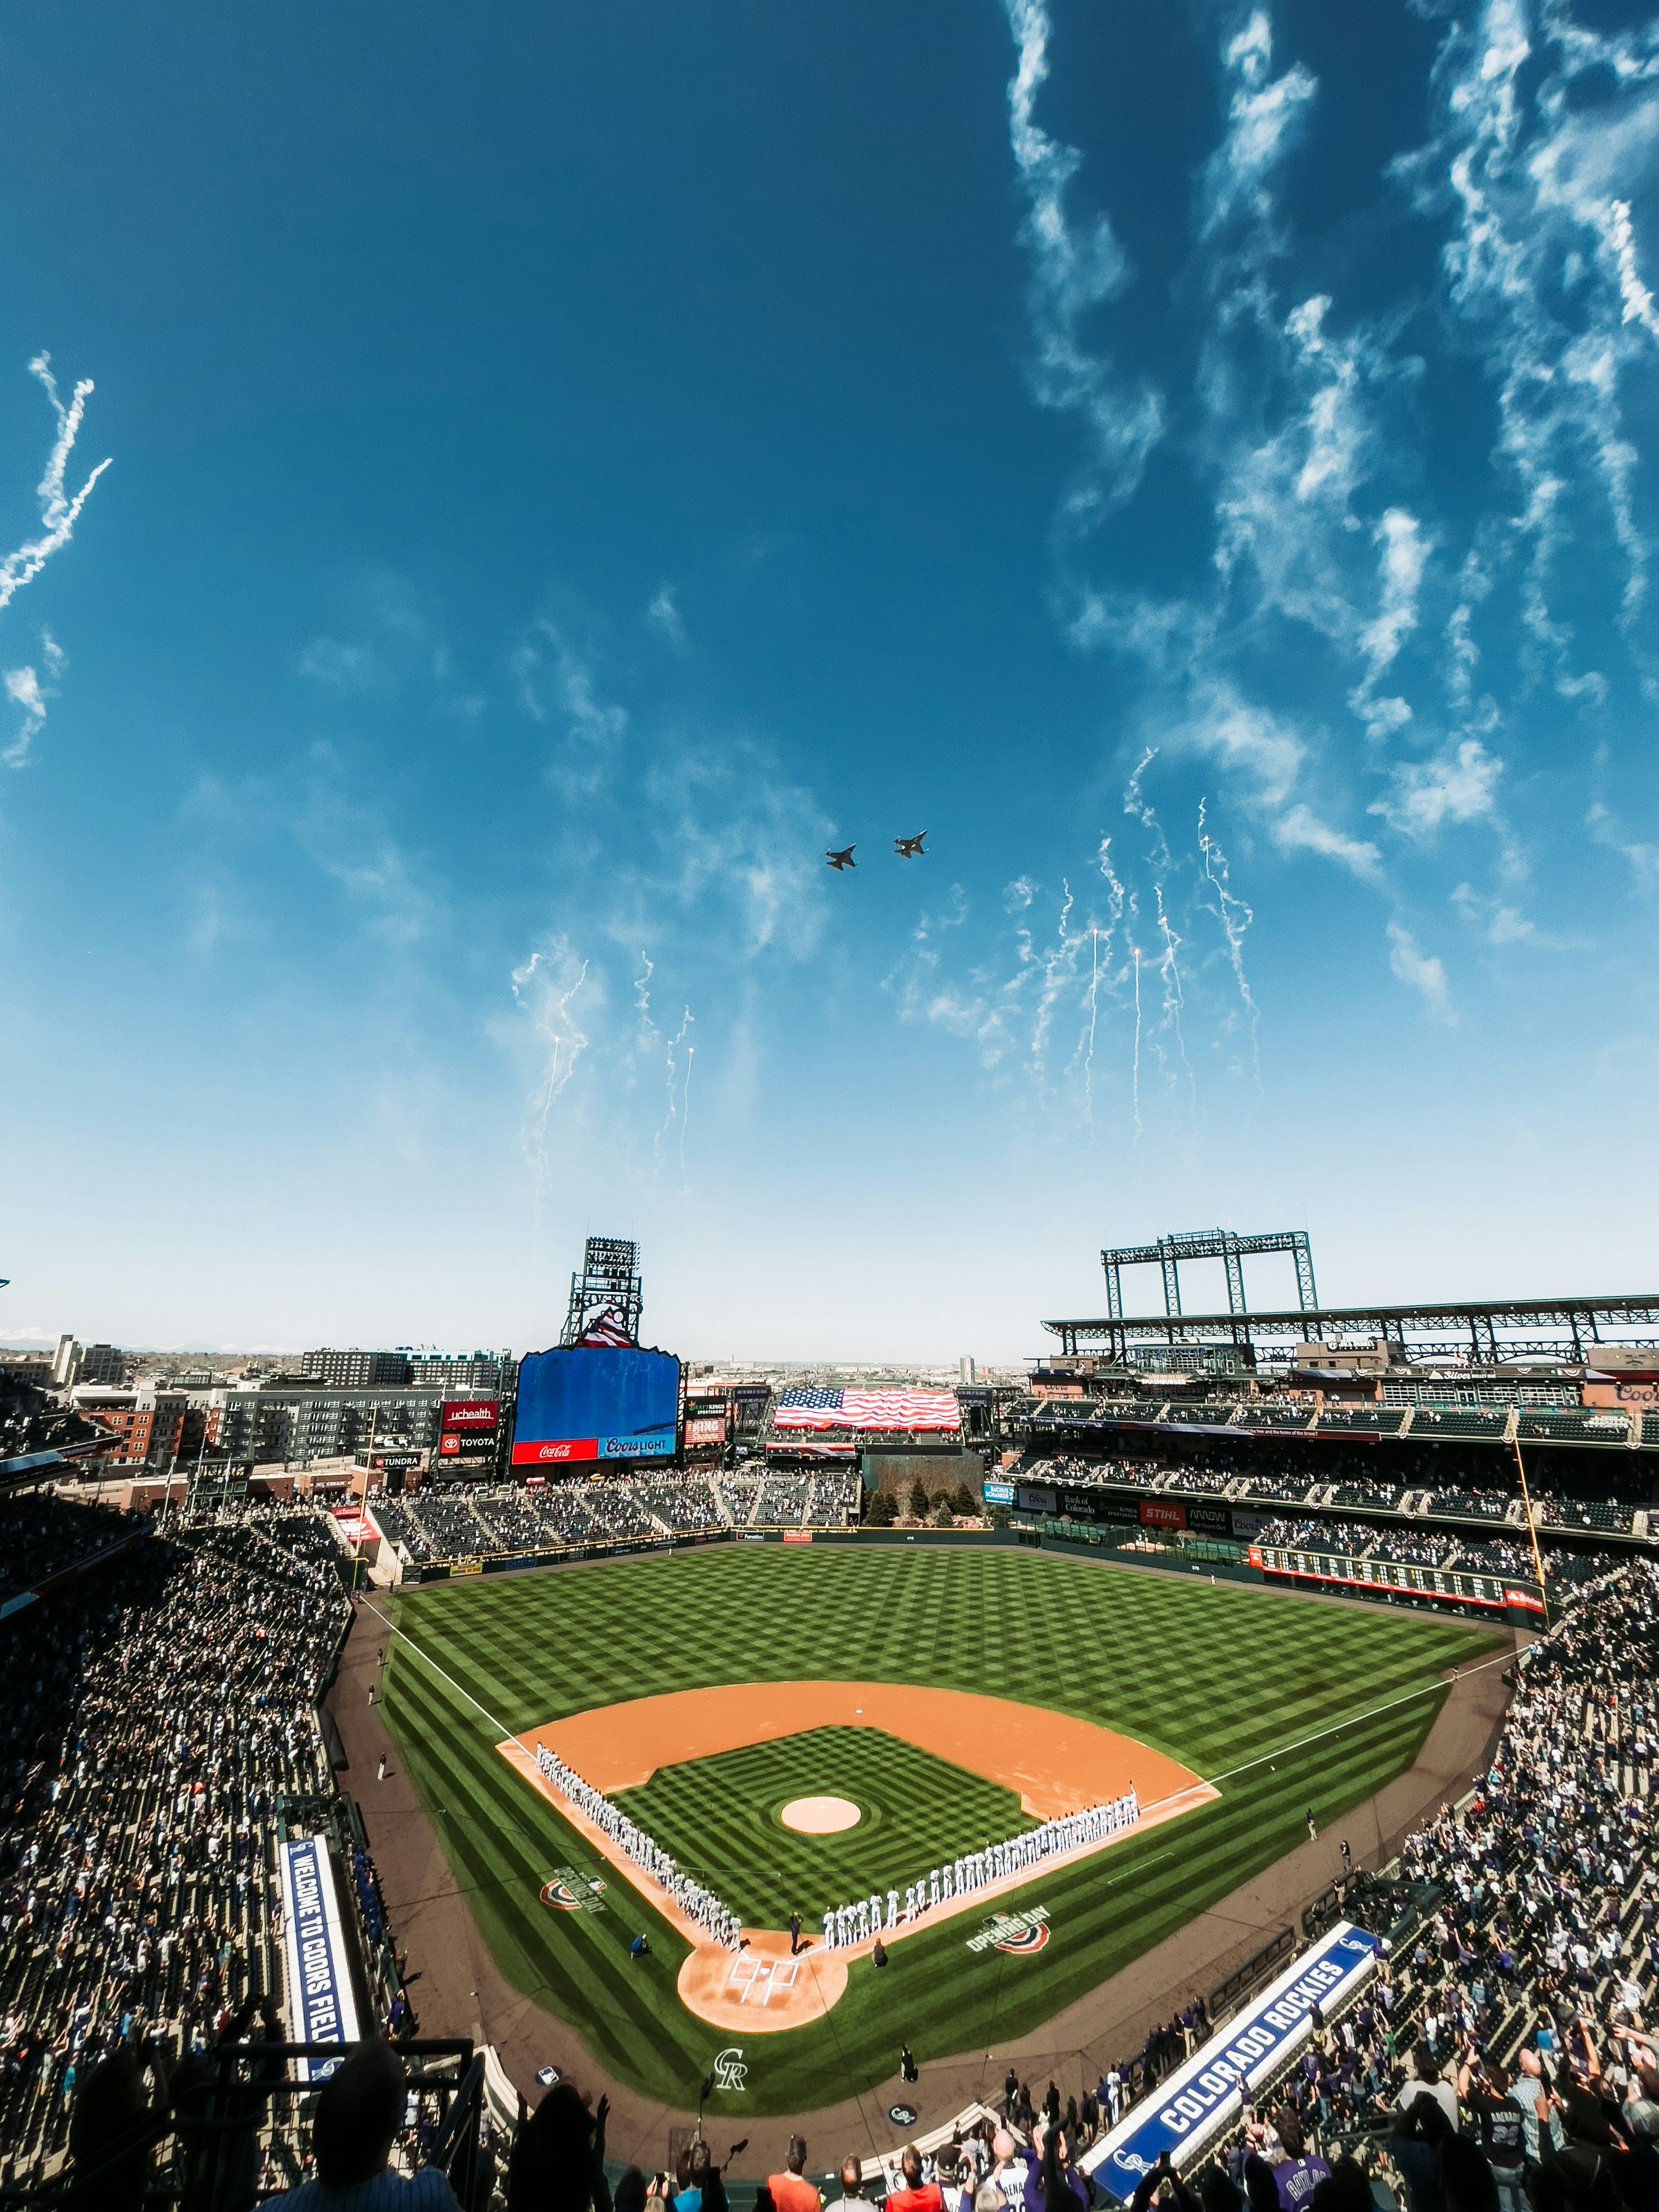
[442, 1398, 499, 1431]
[1081, 1923, 1379, 2201]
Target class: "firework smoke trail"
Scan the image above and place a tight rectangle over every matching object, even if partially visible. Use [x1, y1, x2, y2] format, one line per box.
[1197, 800, 1261, 1085]
[1153, 884, 1196, 1107]
[510, 947, 589, 1227]
[1083, 926, 1100, 1130]
[633, 952, 656, 1048]
[680, 1045, 694, 1182]
[658, 1007, 695, 1167]
[1030, 878, 1080, 1093]
[1130, 945, 1143, 1138]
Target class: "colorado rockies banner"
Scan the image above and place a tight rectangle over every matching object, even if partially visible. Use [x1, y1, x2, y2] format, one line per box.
[1081, 1921, 1380, 2200]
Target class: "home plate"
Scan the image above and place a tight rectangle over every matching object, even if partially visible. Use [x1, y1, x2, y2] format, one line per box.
[780, 1794, 862, 1833]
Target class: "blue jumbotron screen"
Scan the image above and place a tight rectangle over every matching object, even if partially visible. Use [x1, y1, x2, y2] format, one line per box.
[510, 1347, 681, 1467]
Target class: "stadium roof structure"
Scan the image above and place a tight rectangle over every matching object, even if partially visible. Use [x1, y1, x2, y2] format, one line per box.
[1041, 1292, 1659, 1368]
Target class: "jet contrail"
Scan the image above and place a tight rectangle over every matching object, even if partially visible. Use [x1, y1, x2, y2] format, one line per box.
[0, 356, 111, 615]
[1130, 945, 1143, 1138]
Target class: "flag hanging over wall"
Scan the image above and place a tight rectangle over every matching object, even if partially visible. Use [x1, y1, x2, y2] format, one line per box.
[772, 1388, 961, 1432]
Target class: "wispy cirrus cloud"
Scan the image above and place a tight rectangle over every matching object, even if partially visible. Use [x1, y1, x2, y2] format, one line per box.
[1002, 0, 1164, 525]
[1, 633, 64, 768]
[1000, 0, 1659, 1035]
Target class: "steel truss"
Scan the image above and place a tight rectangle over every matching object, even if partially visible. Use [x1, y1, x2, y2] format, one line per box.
[560, 1235, 644, 1347]
[1043, 1293, 1659, 1368]
[1102, 1227, 1317, 1325]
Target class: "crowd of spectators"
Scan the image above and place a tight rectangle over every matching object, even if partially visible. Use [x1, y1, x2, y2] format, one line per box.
[0, 1493, 142, 1601]
[1054, 1559, 1659, 2212]
[362, 1469, 864, 1567]
[0, 1505, 351, 2180]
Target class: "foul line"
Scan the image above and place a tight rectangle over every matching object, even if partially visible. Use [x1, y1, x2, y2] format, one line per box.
[1131, 1643, 1517, 1820]
[360, 1594, 518, 1744]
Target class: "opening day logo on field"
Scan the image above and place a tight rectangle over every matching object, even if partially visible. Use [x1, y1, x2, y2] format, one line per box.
[968, 1906, 1050, 1955]
[541, 1868, 607, 1914]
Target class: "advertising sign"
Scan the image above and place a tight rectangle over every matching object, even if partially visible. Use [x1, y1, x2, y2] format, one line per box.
[1082, 1923, 1379, 2199]
[685, 1415, 727, 1446]
[439, 1431, 495, 1458]
[1186, 1501, 1232, 1536]
[1139, 1498, 1187, 1531]
[982, 1479, 1016, 1505]
[370, 1450, 422, 1472]
[442, 1397, 499, 1432]
[278, 1836, 362, 2081]
[511, 1346, 682, 1466]
[1015, 1483, 1057, 1514]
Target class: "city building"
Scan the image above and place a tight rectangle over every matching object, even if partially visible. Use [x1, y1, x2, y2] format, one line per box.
[299, 1349, 413, 1388]
[69, 1386, 200, 1465]
[403, 1349, 516, 1392]
[77, 1344, 127, 1387]
[214, 1383, 469, 1468]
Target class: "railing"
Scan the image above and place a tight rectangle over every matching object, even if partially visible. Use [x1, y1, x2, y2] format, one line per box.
[0, 2041, 485, 2212]
[1206, 1924, 1295, 2023]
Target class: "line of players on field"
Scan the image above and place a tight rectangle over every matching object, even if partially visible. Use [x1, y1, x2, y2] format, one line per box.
[535, 1744, 744, 1951]
[818, 1788, 1141, 1951]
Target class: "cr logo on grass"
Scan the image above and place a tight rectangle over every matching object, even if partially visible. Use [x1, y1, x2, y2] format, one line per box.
[967, 1906, 1050, 1955]
[713, 2048, 748, 2093]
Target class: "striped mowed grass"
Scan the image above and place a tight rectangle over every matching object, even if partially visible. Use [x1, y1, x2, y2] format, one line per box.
[378, 1543, 1499, 2118]
[618, 1723, 1033, 1930]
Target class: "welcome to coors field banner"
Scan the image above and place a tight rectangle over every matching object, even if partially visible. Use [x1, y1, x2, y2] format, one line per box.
[1081, 1922, 1380, 2201]
[279, 1835, 363, 2081]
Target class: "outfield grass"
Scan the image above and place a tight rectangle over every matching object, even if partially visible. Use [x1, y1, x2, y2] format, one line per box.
[618, 1723, 1033, 1930]
[378, 1543, 1500, 2119]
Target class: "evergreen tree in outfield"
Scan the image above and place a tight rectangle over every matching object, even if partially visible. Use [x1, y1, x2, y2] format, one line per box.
[908, 1478, 931, 1520]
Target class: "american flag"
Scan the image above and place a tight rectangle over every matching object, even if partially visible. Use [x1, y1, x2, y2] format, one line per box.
[772, 1388, 961, 1433]
[576, 1310, 635, 1348]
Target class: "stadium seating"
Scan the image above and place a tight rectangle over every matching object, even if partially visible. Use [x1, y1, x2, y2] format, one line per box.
[0, 1506, 350, 2178]
[0, 1492, 140, 1600]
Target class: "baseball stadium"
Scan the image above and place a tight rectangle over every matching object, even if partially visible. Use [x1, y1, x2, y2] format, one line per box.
[3, 1225, 1656, 2209]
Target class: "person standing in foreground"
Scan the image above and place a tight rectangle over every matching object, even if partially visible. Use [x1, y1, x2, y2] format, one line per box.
[263, 2040, 463, 2212]
[824, 2158, 867, 2212]
[886, 2146, 944, 2212]
[789, 1910, 802, 1957]
[769, 2137, 822, 2212]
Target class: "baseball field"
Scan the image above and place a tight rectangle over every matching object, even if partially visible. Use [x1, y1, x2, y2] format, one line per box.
[376, 1542, 1500, 2117]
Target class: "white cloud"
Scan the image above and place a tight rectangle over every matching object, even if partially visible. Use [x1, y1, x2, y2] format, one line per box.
[1387, 920, 1455, 1021]
[1199, 11, 1317, 240]
[1450, 880, 1565, 947]
[1371, 738, 1504, 838]
[1, 632, 64, 768]
[1001, 0, 1165, 519]
[647, 584, 686, 647]
[1588, 798, 1659, 888]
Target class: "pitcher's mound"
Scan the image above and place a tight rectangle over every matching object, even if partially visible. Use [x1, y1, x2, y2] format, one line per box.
[780, 1794, 861, 1834]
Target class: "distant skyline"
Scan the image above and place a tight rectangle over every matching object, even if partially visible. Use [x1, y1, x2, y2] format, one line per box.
[3, 0, 1658, 1361]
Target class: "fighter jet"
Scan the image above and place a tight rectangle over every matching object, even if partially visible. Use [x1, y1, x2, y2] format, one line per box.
[894, 832, 927, 859]
[825, 845, 856, 872]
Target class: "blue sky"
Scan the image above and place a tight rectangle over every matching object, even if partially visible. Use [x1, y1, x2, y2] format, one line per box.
[2, 0, 1658, 1361]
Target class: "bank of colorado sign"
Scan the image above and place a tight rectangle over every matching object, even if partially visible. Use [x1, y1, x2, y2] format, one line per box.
[1081, 1922, 1379, 2201]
